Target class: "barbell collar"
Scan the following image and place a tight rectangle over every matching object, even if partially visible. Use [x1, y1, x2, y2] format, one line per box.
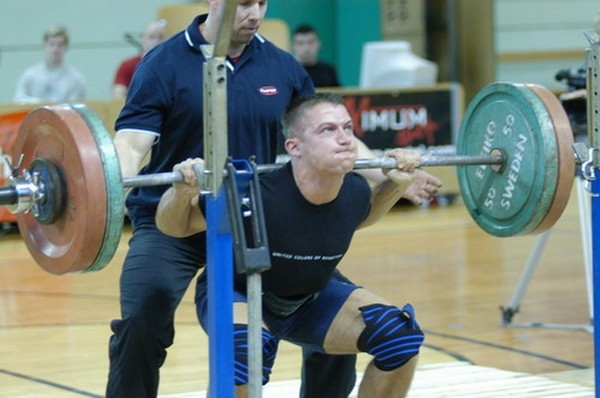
[1, 171, 43, 213]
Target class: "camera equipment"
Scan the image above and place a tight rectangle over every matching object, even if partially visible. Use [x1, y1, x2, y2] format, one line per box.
[555, 66, 587, 91]
[556, 66, 587, 136]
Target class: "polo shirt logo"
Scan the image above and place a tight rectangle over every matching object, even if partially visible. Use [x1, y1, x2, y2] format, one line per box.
[258, 86, 279, 96]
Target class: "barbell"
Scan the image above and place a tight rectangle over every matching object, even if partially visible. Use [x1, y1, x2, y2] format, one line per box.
[0, 82, 579, 275]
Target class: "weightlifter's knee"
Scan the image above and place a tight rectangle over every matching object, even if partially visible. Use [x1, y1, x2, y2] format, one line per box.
[357, 303, 424, 371]
[233, 324, 279, 386]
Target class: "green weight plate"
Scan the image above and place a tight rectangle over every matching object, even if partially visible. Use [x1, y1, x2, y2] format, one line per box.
[456, 82, 564, 237]
[72, 104, 125, 272]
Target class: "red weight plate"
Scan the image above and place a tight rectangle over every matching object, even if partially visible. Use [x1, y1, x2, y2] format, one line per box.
[526, 84, 575, 234]
[12, 105, 108, 274]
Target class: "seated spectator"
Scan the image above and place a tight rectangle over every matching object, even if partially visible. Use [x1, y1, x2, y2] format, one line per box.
[112, 20, 167, 100]
[293, 24, 340, 87]
[14, 25, 86, 104]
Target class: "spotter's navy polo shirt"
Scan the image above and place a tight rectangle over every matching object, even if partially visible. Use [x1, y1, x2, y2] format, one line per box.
[115, 14, 314, 224]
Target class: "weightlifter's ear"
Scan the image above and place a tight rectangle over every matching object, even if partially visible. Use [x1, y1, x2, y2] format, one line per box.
[284, 137, 300, 157]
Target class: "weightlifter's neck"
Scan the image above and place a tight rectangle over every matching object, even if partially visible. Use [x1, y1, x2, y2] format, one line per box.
[291, 161, 345, 205]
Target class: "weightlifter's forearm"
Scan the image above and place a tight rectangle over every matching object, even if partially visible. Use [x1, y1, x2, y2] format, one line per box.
[114, 131, 155, 202]
[359, 174, 413, 229]
[156, 187, 206, 237]
[114, 134, 151, 178]
[355, 138, 388, 187]
[115, 137, 143, 178]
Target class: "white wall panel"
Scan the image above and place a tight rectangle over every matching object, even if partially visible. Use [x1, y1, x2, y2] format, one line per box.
[0, 0, 193, 103]
[493, 0, 598, 89]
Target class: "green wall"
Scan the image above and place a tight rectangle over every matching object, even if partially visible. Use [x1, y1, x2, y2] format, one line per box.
[267, 0, 381, 87]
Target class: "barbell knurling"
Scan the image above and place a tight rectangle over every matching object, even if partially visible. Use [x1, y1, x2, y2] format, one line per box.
[121, 153, 506, 189]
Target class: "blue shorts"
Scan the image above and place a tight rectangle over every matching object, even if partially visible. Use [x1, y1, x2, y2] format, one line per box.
[195, 272, 360, 352]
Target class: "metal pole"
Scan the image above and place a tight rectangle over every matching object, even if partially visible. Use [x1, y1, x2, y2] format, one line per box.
[421, 154, 504, 167]
[501, 229, 551, 323]
[593, 178, 600, 398]
[247, 273, 263, 397]
[203, 1, 236, 397]
[120, 153, 505, 188]
[3, 153, 508, 212]
[583, 28, 599, 398]
[576, 176, 594, 322]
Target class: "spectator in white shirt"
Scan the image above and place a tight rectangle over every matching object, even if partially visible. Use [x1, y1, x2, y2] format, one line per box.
[14, 25, 86, 104]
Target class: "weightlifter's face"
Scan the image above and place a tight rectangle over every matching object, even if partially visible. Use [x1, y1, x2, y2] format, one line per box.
[292, 103, 358, 174]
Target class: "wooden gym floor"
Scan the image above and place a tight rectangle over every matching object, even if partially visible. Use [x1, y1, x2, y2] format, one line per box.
[0, 183, 595, 397]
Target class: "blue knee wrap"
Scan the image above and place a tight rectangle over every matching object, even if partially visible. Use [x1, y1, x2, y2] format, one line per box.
[357, 303, 424, 371]
[233, 324, 279, 386]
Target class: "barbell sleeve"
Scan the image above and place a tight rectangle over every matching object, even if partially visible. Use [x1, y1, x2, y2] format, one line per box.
[0, 186, 18, 205]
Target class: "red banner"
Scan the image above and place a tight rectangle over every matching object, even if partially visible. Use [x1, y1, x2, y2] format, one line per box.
[336, 84, 462, 150]
[0, 110, 29, 223]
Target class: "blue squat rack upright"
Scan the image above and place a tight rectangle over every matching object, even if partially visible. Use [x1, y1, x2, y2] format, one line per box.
[201, 1, 235, 396]
[584, 30, 600, 398]
[201, 1, 267, 398]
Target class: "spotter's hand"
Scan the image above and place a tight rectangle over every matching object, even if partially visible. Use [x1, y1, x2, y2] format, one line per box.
[403, 169, 443, 206]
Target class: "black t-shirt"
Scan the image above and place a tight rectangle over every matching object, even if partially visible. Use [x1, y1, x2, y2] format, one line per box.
[234, 162, 371, 297]
[304, 61, 340, 87]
